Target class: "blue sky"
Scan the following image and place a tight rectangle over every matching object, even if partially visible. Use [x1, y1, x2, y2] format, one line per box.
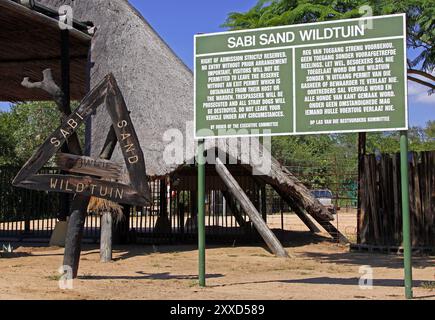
[1, 0, 434, 127]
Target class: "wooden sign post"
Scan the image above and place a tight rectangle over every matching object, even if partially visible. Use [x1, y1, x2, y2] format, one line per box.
[15, 72, 150, 277]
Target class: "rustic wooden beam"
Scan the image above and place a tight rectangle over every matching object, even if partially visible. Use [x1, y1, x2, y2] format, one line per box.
[241, 159, 334, 222]
[357, 132, 366, 244]
[255, 175, 347, 242]
[155, 178, 171, 233]
[222, 190, 248, 228]
[17, 174, 147, 205]
[113, 204, 131, 244]
[100, 211, 113, 263]
[63, 129, 119, 277]
[63, 194, 90, 278]
[105, 76, 150, 201]
[274, 187, 321, 234]
[215, 158, 288, 258]
[55, 153, 122, 180]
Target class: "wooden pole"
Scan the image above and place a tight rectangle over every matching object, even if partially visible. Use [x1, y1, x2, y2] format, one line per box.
[357, 132, 366, 244]
[100, 211, 113, 263]
[215, 158, 288, 257]
[114, 204, 130, 244]
[63, 195, 90, 277]
[273, 187, 321, 234]
[64, 127, 117, 277]
[222, 190, 247, 228]
[59, 29, 71, 222]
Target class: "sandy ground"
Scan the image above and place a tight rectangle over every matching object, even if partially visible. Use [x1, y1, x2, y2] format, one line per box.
[0, 212, 433, 300]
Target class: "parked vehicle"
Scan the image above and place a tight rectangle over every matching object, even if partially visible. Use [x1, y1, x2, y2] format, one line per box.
[310, 189, 338, 214]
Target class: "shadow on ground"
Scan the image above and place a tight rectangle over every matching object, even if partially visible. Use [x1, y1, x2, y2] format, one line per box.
[79, 271, 223, 281]
[301, 251, 435, 269]
[209, 277, 432, 289]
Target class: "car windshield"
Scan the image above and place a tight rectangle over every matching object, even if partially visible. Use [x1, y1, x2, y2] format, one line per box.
[312, 190, 333, 198]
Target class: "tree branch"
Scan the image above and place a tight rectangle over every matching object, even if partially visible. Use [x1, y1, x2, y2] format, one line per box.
[21, 68, 83, 154]
[21, 69, 64, 116]
[408, 75, 435, 90]
[408, 69, 435, 82]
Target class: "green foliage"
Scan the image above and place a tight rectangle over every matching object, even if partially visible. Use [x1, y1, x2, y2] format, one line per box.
[224, 0, 433, 69]
[223, 0, 435, 197]
[425, 120, 435, 138]
[0, 110, 16, 165]
[223, 0, 365, 30]
[0, 101, 83, 166]
[224, 0, 434, 95]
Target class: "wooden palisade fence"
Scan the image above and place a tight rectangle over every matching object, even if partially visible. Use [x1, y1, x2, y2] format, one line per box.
[360, 150, 434, 248]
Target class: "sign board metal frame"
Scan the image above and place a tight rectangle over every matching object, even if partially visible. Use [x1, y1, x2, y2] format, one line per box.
[194, 14, 413, 299]
[194, 14, 408, 139]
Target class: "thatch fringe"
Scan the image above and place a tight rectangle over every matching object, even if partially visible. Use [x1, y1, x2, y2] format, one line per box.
[87, 197, 123, 222]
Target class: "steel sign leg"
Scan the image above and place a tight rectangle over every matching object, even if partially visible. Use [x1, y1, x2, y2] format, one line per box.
[400, 131, 413, 299]
[197, 139, 206, 287]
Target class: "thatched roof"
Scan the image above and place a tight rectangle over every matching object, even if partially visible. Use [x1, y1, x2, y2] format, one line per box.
[0, 0, 91, 101]
[38, 0, 335, 224]
[39, 0, 192, 178]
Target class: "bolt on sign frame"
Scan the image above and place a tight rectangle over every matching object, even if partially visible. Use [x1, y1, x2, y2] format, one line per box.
[194, 14, 413, 298]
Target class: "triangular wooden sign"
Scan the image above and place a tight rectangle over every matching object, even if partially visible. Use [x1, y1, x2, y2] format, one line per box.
[13, 74, 150, 206]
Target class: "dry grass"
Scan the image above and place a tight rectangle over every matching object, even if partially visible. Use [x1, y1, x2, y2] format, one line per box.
[87, 197, 123, 221]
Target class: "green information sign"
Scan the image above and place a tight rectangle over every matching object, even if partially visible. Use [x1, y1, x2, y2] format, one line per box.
[194, 14, 407, 139]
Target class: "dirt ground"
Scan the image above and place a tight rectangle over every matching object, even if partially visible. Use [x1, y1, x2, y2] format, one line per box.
[0, 212, 434, 300]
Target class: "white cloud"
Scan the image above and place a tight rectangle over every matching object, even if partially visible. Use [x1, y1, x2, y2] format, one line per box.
[407, 80, 435, 104]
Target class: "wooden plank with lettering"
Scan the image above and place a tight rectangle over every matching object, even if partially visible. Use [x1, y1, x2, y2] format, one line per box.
[105, 77, 149, 201]
[55, 153, 122, 180]
[18, 174, 147, 206]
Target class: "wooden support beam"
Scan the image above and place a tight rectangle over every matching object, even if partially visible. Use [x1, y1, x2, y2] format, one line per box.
[260, 185, 267, 222]
[55, 153, 122, 180]
[100, 211, 113, 263]
[215, 158, 288, 258]
[114, 204, 131, 244]
[155, 178, 171, 233]
[357, 132, 366, 244]
[222, 190, 248, 228]
[272, 187, 320, 233]
[255, 175, 348, 243]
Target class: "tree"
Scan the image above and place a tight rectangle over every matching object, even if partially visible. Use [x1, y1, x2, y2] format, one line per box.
[0, 111, 17, 165]
[223, 0, 435, 158]
[223, 0, 434, 196]
[0, 101, 83, 166]
[223, 0, 434, 90]
[425, 120, 435, 138]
